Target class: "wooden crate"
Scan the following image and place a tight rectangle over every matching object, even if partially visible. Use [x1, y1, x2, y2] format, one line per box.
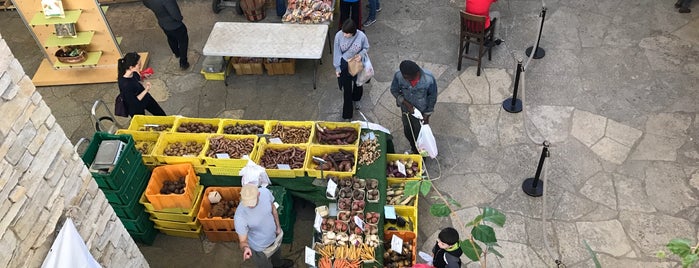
[231, 57, 263, 75]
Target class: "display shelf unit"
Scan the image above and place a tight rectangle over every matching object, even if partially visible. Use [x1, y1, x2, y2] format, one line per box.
[13, 0, 147, 86]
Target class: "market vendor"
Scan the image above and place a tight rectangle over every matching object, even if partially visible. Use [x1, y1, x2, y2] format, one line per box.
[234, 184, 293, 268]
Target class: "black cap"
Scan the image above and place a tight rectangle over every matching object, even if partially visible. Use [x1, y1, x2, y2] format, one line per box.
[438, 227, 460, 245]
[399, 60, 420, 77]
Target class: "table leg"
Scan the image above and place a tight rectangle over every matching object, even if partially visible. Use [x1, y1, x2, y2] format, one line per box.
[313, 59, 318, 90]
[224, 56, 233, 87]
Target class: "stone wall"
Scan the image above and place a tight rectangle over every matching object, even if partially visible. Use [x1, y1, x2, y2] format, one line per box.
[0, 34, 149, 267]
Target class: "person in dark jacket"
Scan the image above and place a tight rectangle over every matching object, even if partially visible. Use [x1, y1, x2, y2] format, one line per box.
[432, 227, 463, 268]
[143, 0, 190, 69]
[117, 53, 166, 117]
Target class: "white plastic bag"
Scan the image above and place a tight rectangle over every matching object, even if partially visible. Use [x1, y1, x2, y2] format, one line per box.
[416, 124, 438, 158]
[356, 54, 374, 86]
[239, 157, 271, 187]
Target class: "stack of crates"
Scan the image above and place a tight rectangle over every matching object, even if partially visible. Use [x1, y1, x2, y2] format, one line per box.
[197, 187, 241, 242]
[81, 132, 157, 245]
[142, 163, 204, 238]
[269, 186, 295, 243]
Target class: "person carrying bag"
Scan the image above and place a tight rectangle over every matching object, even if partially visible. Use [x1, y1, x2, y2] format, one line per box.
[333, 19, 370, 121]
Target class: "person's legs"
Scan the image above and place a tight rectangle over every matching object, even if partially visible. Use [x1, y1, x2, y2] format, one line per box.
[251, 250, 273, 268]
[174, 25, 189, 67]
[162, 28, 179, 57]
[489, 11, 501, 39]
[402, 113, 421, 153]
[144, 95, 166, 116]
[340, 60, 354, 119]
[366, 0, 376, 22]
[339, 1, 351, 29]
[351, 1, 361, 30]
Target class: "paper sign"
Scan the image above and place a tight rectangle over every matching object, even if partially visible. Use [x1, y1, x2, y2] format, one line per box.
[384, 206, 396, 220]
[391, 234, 404, 254]
[326, 179, 338, 198]
[396, 160, 406, 176]
[328, 203, 338, 217]
[277, 164, 291, 170]
[354, 215, 365, 231]
[269, 138, 283, 144]
[305, 247, 316, 266]
[313, 212, 322, 233]
[216, 153, 230, 159]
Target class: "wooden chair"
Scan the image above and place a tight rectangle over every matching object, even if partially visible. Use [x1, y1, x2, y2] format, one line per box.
[458, 10, 496, 76]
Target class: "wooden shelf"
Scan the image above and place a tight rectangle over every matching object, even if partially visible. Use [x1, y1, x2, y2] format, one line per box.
[30, 10, 82, 26]
[53, 51, 103, 69]
[44, 31, 95, 47]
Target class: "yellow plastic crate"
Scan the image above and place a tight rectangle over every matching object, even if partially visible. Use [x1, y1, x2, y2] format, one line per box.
[200, 69, 226, 80]
[387, 178, 419, 208]
[267, 120, 315, 144]
[172, 117, 221, 134]
[383, 206, 417, 233]
[386, 154, 423, 179]
[305, 145, 358, 179]
[152, 132, 208, 165]
[254, 140, 308, 178]
[218, 119, 271, 135]
[142, 185, 204, 223]
[151, 216, 201, 231]
[115, 130, 161, 165]
[193, 166, 242, 176]
[202, 134, 258, 168]
[155, 224, 202, 239]
[313, 121, 361, 146]
[127, 115, 179, 132]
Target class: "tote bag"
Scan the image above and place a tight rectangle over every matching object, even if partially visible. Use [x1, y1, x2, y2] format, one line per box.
[348, 56, 364, 76]
[114, 94, 128, 117]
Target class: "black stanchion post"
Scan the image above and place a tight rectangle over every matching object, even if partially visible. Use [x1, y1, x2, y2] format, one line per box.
[522, 141, 550, 197]
[502, 60, 523, 113]
[525, 7, 547, 59]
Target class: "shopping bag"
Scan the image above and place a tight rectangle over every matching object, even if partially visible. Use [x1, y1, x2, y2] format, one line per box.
[239, 157, 271, 187]
[348, 55, 364, 76]
[114, 94, 128, 117]
[416, 124, 438, 158]
[356, 54, 374, 86]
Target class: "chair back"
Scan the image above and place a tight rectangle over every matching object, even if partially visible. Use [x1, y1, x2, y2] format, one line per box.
[460, 10, 487, 36]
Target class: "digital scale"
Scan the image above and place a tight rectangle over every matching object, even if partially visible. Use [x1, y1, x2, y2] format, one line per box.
[89, 140, 125, 174]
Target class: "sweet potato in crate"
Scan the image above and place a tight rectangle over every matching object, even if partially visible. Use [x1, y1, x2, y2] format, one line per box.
[254, 140, 308, 178]
[267, 120, 315, 144]
[197, 187, 241, 231]
[202, 134, 259, 168]
[305, 145, 357, 179]
[313, 121, 360, 146]
[145, 163, 200, 210]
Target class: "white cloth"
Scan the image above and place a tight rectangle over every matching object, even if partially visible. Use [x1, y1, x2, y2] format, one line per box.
[41, 218, 101, 268]
[239, 157, 271, 187]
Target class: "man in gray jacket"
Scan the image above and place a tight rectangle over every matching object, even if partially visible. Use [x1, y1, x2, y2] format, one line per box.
[390, 60, 438, 154]
[143, 0, 190, 69]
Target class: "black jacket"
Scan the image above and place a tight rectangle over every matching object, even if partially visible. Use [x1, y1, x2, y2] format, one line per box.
[143, 0, 185, 31]
[432, 242, 463, 268]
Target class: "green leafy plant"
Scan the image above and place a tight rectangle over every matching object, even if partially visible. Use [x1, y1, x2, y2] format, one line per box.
[657, 239, 699, 268]
[404, 180, 506, 267]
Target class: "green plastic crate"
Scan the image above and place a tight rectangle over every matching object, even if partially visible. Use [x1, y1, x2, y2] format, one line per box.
[129, 226, 158, 245]
[111, 195, 146, 220]
[102, 163, 150, 205]
[269, 186, 295, 243]
[120, 210, 154, 233]
[82, 132, 143, 190]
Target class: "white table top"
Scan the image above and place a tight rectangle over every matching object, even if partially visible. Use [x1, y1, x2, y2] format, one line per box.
[202, 22, 329, 59]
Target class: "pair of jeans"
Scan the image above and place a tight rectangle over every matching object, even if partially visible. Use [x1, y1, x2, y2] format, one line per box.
[250, 246, 282, 268]
[366, 0, 380, 20]
[338, 58, 363, 119]
[339, 0, 362, 30]
[402, 112, 422, 154]
[162, 24, 189, 66]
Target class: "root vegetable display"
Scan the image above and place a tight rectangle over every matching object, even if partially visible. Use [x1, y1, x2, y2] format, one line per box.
[159, 177, 186, 194]
[386, 182, 415, 206]
[352, 189, 365, 201]
[339, 187, 352, 199]
[312, 150, 355, 172]
[337, 211, 351, 222]
[209, 200, 237, 218]
[383, 241, 414, 268]
[387, 159, 420, 178]
[358, 137, 381, 165]
[176, 122, 218, 133]
[270, 123, 311, 144]
[338, 198, 352, 211]
[258, 147, 306, 169]
[282, 0, 333, 24]
[223, 123, 264, 135]
[136, 141, 155, 155]
[206, 136, 254, 159]
[365, 212, 380, 224]
[139, 124, 171, 131]
[321, 218, 336, 232]
[351, 200, 365, 212]
[366, 178, 378, 190]
[367, 189, 379, 202]
[163, 141, 203, 156]
[315, 123, 358, 145]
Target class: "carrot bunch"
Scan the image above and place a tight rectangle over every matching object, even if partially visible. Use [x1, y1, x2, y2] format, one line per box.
[318, 257, 332, 268]
[333, 258, 362, 268]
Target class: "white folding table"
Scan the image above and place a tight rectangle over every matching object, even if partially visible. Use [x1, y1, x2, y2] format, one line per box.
[202, 22, 329, 89]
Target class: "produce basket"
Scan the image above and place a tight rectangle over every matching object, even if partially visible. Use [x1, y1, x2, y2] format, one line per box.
[172, 117, 221, 134]
[267, 120, 315, 144]
[197, 187, 241, 232]
[127, 115, 179, 132]
[155, 224, 202, 239]
[264, 58, 296, 75]
[152, 132, 208, 165]
[253, 140, 308, 178]
[386, 154, 423, 180]
[385, 178, 419, 207]
[202, 134, 259, 168]
[383, 231, 417, 266]
[231, 57, 264, 75]
[115, 130, 161, 166]
[141, 185, 204, 223]
[383, 206, 417, 233]
[218, 119, 270, 135]
[203, 230, 239, 242]
[100, 162, 150, 205]
[305, 145, 358, 179]
[313, 121, 361, 146]
[145, 163, 200, 210]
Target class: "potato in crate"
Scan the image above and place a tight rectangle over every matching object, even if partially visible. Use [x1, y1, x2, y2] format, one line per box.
[115, 129, 161, 166]
[383, 231, 418, 267]
[145, 163, 200, 210]
[152, 132, 208, 165]
[218, 119, 270, 135]
[141, 185, 204, 223]
[127, 115, 179, 132]
[173, 117, 221, 133]
[386, 154, 423, 179]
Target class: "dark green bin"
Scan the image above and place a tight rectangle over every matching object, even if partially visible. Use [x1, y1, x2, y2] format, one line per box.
[82, 132, 142, 190]
[120, 209, 154, 233]
[129, 226, 158, 245]
[102, 163, 150, 205]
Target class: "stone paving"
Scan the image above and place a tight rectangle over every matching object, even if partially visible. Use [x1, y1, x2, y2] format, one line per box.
[1, 0, 699, 267]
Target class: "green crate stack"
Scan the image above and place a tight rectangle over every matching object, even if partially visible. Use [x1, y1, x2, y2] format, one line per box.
[269, 186, 295, 243]
[82, 132, 157, 245]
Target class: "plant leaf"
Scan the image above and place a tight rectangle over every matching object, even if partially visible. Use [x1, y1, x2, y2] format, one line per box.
[583, 240, 602, 268]
[404, 181, 420, 196]
[481, 207, 506, 227]
[472, 225, 497, 244]
[667, 239, 693, 257]
[682, 254, 699, 268]
[420, 180, 432, 196]
[488, 246, 504, 258]
[466, 215, 483, 227]
[460, 240, 483, 262]
[447, 197, 461, 208]
[656, 251, 667, 260]
[430, 203, 451, 217]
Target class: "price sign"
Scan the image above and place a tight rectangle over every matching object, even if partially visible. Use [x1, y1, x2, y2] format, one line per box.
[326, 179, 338, 198]
[396, 160, 406, 176]
[313, 212, 322, 233]
[305, 247, 316, 266]
[354, 215, 365, 231]
[391, 234, 404, 254]
[277, 164, 291, 170]
[216, 153, 230, 159]
[384, 206, 396, 220]
[269, 138, 283, 144]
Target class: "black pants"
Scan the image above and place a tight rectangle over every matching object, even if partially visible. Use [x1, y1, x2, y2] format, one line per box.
[339, 0, 361, 30]
[338, 59, 363, 119]
[402, 112, 421, 154]
[162, 24, 189, 66]
[678, 0, 692, 8]
[130, 94, 166, 117]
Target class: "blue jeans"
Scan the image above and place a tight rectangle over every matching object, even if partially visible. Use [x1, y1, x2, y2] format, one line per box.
[367, 0, 380, 20]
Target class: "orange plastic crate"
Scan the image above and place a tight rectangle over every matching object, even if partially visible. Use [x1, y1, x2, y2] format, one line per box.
[383, 231, 417, 266]
[197, 187, 241, 231]
[204, 230, 239, 242]
[145, 163, 200, 210]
